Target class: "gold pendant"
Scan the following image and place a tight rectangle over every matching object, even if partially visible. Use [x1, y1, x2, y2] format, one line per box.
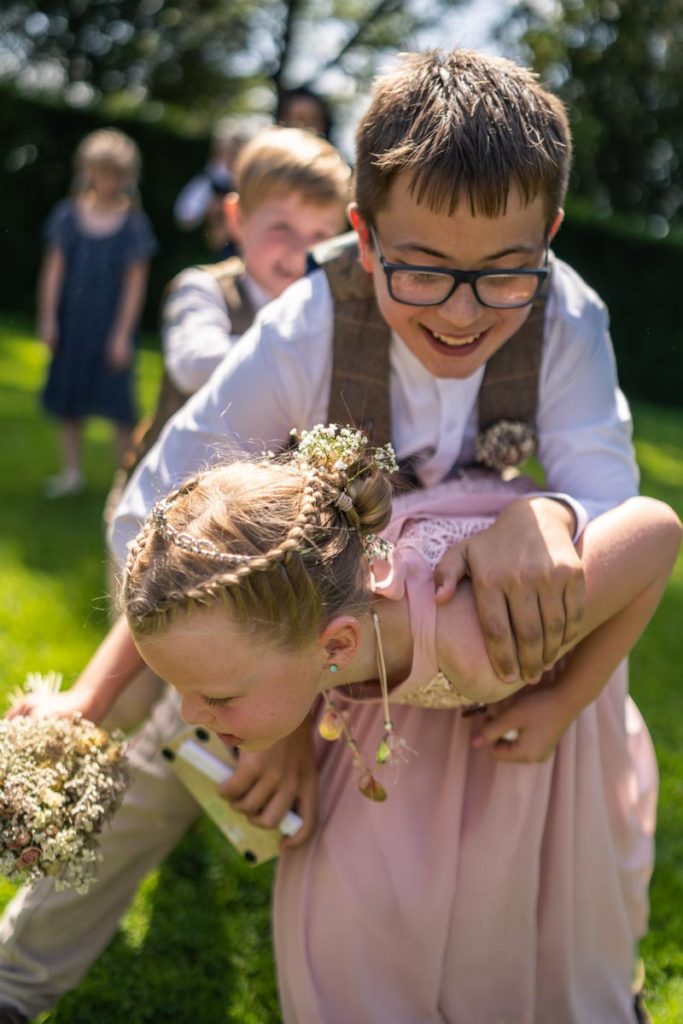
[318, 708, 344, 742]
[358, 772, 387, 802]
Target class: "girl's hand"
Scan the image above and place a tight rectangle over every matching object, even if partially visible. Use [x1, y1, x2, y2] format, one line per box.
[217, 716, 318, 848]
[38, 316, 58, 351]
[106, 332, 133, 371]
[5, 687, 101, 724]
[471, 684, 577, 764]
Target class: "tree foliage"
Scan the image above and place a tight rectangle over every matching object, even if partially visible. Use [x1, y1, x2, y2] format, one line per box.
[0, 0, 449, 129]
[498, 0, 683, 230]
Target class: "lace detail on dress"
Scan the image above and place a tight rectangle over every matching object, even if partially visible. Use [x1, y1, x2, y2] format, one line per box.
[390, 670, 475, 709]
[400, 515, 495, 571]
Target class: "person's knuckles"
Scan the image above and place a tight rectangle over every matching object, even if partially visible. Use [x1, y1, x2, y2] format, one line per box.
[252, 809, 284, 830]
[480, 613, 512, 645]
[516, 621, 544, 648]
[545, 615, 566, 639]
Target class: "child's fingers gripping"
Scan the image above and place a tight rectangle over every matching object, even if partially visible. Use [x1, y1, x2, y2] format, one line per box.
[217, 753, 263, 803]
[434, 541, 470, 604]
[473, 713, 538, 764]
[247, 778, 300, 831]
[227, 771, 282, 818]
[471, 704, 522, 750]
[279, 768, 319, 849]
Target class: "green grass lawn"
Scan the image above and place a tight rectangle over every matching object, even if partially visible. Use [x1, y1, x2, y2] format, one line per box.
[0, 311, 682, 1022]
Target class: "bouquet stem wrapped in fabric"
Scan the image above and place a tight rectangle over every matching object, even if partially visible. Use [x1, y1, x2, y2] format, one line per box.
[0, 674, 129, 893]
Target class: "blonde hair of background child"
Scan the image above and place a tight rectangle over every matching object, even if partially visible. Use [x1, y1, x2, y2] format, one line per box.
[234, 126, 351, 215]
[73, 128, 142, 195]
[123, 433, 393, 649]
[355, 48, 572, 225]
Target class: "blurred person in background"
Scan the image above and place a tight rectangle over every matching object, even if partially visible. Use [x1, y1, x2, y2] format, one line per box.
[37, 128, 156, 498]
[173, 117, 252, 256]
[276, 85, 334, 140]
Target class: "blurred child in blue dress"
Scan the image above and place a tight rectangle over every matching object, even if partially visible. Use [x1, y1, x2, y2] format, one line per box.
[37, 128, 156, 497]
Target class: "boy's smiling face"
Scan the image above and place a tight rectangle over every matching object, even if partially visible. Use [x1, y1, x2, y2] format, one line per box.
[353, 174, 561, 379]
[226, 191, 345, 299]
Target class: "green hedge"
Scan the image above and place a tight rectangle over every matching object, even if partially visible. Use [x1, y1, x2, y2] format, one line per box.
[554, 214, 683, 408]
[2, 87, 681, 406]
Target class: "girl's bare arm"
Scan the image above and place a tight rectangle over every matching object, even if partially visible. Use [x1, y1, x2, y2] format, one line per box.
[107, 261, 149, 370]
[7, 616, 145, 723]
[436, 497, 681, 706]
[36, 246, 65, 348]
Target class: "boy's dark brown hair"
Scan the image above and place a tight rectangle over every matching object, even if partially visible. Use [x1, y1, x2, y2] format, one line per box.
[355, 49, 572, 226]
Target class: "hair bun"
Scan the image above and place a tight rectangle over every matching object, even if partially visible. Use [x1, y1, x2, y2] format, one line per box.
[291, 424, 397, 537]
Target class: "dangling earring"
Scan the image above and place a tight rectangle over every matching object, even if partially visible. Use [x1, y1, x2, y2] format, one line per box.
[316, 610, 412, 803]
[318, 663, 343, 740]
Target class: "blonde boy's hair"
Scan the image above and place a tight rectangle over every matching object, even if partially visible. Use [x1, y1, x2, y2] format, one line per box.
[355, 49, 572, 225]
[234, 126, 351, 214]
[75, 128, 142, 184]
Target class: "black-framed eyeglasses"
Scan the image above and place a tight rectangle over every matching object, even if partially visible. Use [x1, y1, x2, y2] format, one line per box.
[370, 227, 549, 309]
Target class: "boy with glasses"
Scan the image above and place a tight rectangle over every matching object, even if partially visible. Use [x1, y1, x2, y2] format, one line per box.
[1, 49, 646, 1023]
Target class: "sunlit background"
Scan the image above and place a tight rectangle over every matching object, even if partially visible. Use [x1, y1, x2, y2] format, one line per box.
[0, 1, 681, 1020]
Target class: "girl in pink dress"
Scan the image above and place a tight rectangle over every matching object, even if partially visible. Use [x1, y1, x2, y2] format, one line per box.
[123, 427, 680, 1024]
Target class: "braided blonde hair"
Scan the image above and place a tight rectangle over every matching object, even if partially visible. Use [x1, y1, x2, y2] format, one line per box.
[123, 432, 394, 649]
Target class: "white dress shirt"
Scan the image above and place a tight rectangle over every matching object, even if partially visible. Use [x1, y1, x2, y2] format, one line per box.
[110, 257, 639, 565]
[162, 268, 270, 396]
[173, 160, 234, 228]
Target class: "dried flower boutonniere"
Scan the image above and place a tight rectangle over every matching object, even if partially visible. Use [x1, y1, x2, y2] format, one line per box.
[475, 420, 537, 473]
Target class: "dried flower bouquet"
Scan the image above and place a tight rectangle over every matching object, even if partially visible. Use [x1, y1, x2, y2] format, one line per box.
[0, 674, 129, 893]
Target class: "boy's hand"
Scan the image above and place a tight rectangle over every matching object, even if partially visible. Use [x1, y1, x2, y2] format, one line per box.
[434, 497, 585, 684]
[218, 716, 318, 848]
[471, 683, 577, 764]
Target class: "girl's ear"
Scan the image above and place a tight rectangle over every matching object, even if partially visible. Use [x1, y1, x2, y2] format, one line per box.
[348, 204, 374, 274]
[319, 615, 362, 670]
[223, 192, 244, 244]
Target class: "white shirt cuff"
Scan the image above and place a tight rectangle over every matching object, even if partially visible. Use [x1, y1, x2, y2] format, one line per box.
[533, 492, 589, 543]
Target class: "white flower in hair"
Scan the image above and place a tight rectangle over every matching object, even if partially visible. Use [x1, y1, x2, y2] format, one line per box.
[291, 424, 399, 478]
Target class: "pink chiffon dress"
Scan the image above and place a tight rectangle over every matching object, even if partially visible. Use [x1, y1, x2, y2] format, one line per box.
[273, 473, 657, 1024]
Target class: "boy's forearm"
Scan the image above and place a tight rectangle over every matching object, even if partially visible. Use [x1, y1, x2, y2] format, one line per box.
[71, 616, 146, 722]
[557, 568, 675, 720]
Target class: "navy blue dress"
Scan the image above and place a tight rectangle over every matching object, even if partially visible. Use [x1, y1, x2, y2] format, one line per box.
[41, 199, 157, 425]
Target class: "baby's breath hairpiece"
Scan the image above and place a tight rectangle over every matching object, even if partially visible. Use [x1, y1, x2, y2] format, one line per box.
[291, 424, 398, 478]
[363, 533, 393, 564]
[291, 425, 398, 561]
[0, 673, 129, 893]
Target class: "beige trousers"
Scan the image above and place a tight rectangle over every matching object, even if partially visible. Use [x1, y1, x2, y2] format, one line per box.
[0, 687, 199, 1018]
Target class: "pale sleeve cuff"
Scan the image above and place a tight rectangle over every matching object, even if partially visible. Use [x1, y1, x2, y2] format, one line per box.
[532, 492, 589, 543]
